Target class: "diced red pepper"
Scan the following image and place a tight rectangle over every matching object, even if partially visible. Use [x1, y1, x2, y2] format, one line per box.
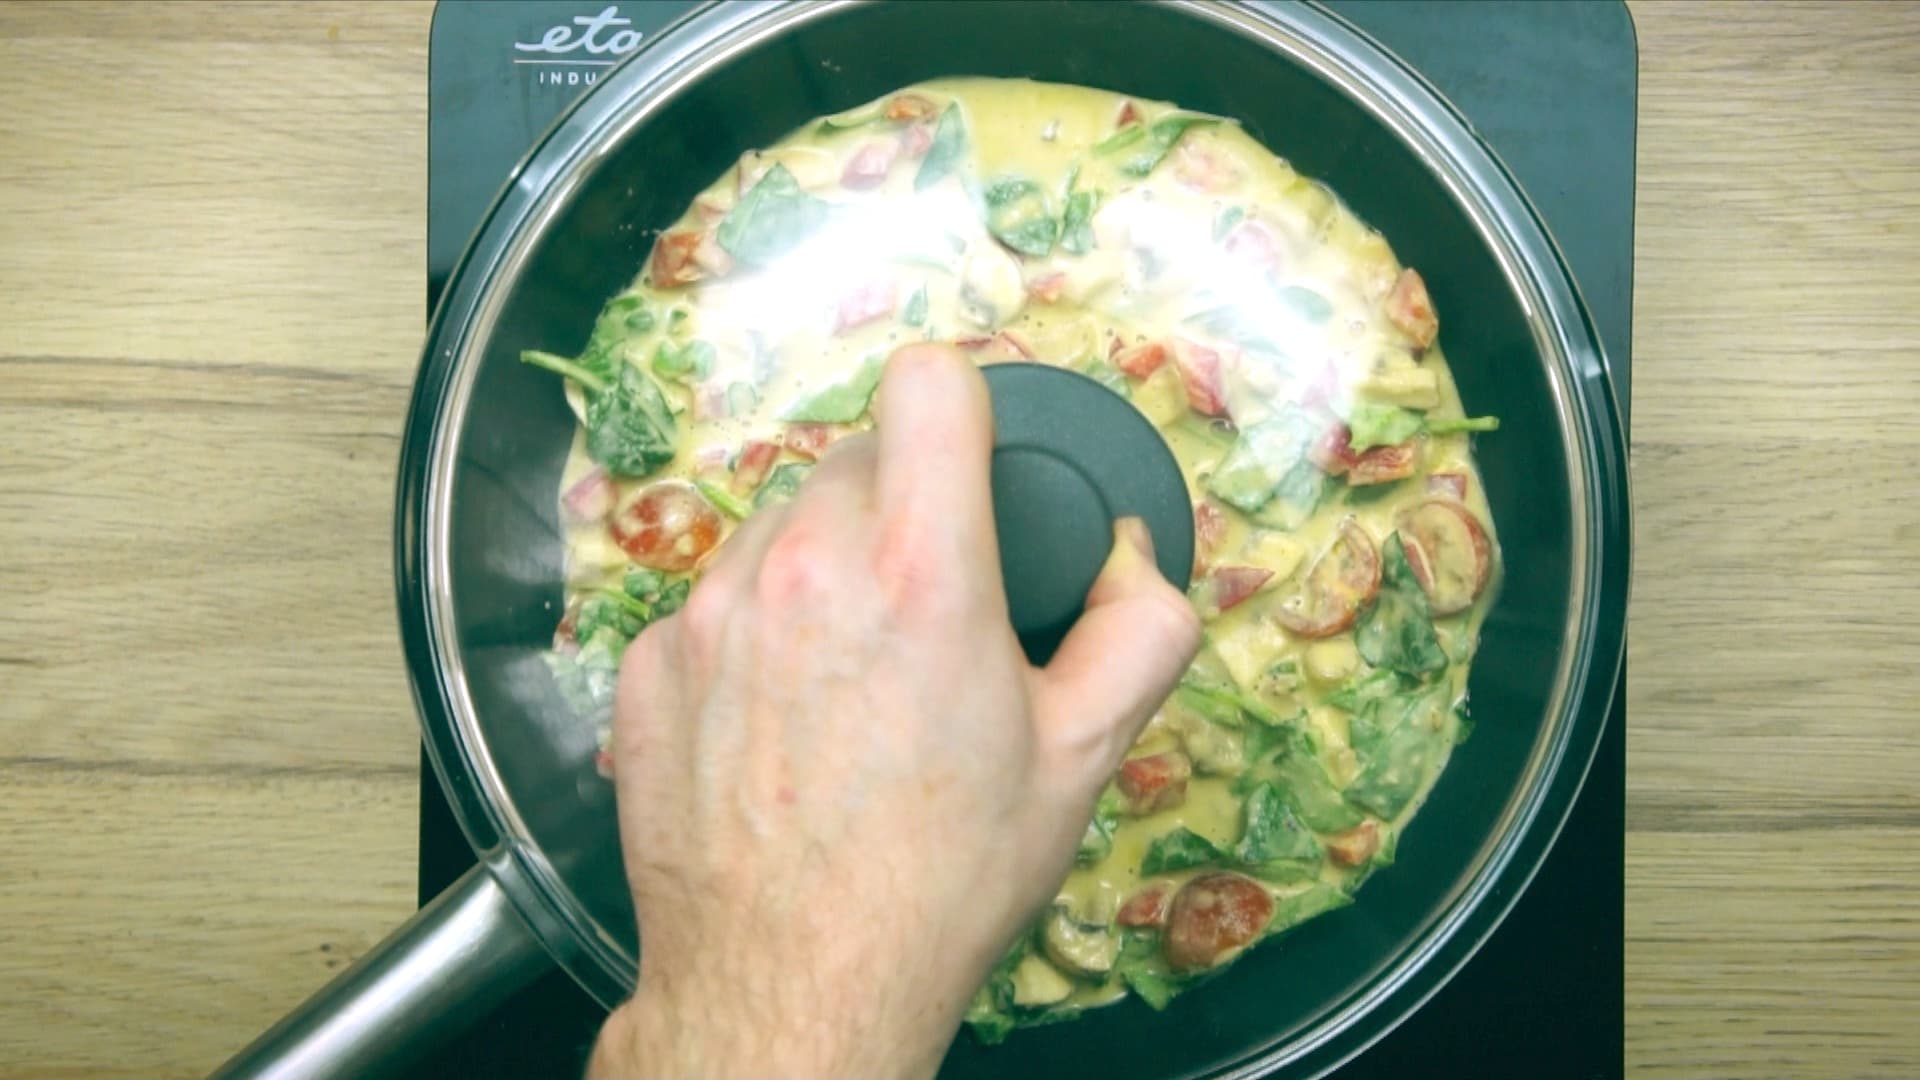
[1171, 338, 1229, 417]
[840, 140, 898, 190]
[784, 422, 838, 461]
[900, 121, 935, 159]
[1349, 442, 1420, 486]
[1193, 500, 1228, 568]
[1026, 271, 1068, 304]
[1117, 886, 1171, 929]
[884, 93, 938, 123]
[1426, 472, 1468, 500]
[732, 440, 780, 495]
[650, 230, 706, 288]
[1385, 267, 1438, 350]
[833, 279, 898, 334]
[561, 468, 616, 525]
[1116, 99, 1142, 127]
[1112, 340, 1169, 379]
[1327, 821, 1381, 867]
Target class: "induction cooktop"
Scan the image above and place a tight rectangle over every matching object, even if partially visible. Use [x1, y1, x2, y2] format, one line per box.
[417, 4, 1634, 1075]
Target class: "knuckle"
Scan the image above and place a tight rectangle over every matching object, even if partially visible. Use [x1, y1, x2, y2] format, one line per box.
[674, 577, 731, 649]
[755, 526, 835, 608]
[870, 511, 955, 619]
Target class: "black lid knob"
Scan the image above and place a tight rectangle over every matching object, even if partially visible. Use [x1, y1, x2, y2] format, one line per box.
[983, 364, 1194, 664]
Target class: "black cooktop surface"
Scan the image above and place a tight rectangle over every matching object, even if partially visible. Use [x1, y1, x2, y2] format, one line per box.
[417, 3, 1634, 1076]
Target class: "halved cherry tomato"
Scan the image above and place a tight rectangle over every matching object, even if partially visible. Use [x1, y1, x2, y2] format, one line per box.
[840, 140, 898, 190]
[610, 481, 723, 572]
[1385, 267, 1438, 350]
[1171, 338, 1229, 417]
[833, 279, 897, 334]
[883, 92, 938, 123]
[784, 422, 839, 461]
[561, 468, 615, 525]
[1274, 520, 1382, 638]
[1117, 886, 1171, 929]
[732, 440, 780, 495]
[1326, 821, 1381, 867]
[1164, 872, 1275, 973]
[1200, 566, 1273, 615]
[650, 230, 707, 288]
[1193, 500, 1228, 568]
[1349, 441, 1420, 486]
[1427, 472, 1468, 500]
[1112, 340, 1169, 379]
[1397, 499, 1493, 616]
[1116, 751, 1192, 815]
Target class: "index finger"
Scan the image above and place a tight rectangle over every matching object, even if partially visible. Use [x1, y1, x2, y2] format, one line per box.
[872, 343, 997, 552]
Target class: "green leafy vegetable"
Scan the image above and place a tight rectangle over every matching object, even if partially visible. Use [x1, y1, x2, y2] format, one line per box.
[1212, 205, 1246, 242]
[523, 350, 679, 478]
[1077, 789, 1122, 866]
[1092, 123, 1147, 155]
[1236, 783, 1323, 872]
[902, 285, 928, 327]
[589, 293, 656, 350]
[1271, 883, 1353, 932]
[1345, 704, 1447, 819]
[694, 479, 752, 520]
[1356, 535, 1449, 677]
[1076, 357, 1128, 394]
[622, 568, 665, 601]
[1270, 744, 1365, 833]
[1177, 671, 1290, 727]
[652, 579, 691, 618]
[1346, 401, 1425, 452]
[1275, 285, 1333, 324]
[993, 215, 1059, 257]
[1115, 930, 1179, 1010]
[782, 356, 884, 423]
[983, 173, 1058, 257]
[544, 637, 620, 725]
[914, 104, 968, 191]
[985, 176, 1041, 207]
[1452, 701, 1475, 745]
[1059, 189, 1100, 255]
[650, 338, 715, 382]
[1427, 415, 1501, 435]
[1114, 114, 1218, 178]
[1206, 409, 1317, 513]
[964, 939, 1030, 1044]
[1141, 828, 1225, 875]
[1249, 460, 1327, 531]
[1326, 670, 1407, 714]
[717, 163, 832, 265]
[753, 462, 812, 508]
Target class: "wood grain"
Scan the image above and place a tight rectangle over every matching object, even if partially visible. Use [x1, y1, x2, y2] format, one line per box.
[2, 1, 1917, 1077]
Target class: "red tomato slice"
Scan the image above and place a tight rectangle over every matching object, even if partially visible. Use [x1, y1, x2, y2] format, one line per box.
[1274, 520, 1382, 638]
[1349, 441, 1420, 486]
[1193, 500, 1228, 568]
[610, 481, 723, 572]
[649, 230, 707, 288]
[1117, 886, 1171, 929]
[1171, 338, 1229, 417]
[1112, 340, 1170, 379]
[1426, 472, 1468, 500]
[561, 468, 615, 525]
[883, 92, 938, 123]
[1385, 267, 1438, 350]
[732, 440, 780, 495]
[1201, 566, 1273, 615]
[840, 140, 898, 190]
[833, 279, 897, 333]
[1164, 872, 1275, 973]
[783, 422, 839, 461]
[1326, 821, 1381, 867]
[1116, 751, 1192, 815]
[1397, 498, 1493, 615]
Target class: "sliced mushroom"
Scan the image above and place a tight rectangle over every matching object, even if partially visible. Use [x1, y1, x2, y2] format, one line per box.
[1010, 951, 1076, 1007]
[1042, 905, 1121, 979]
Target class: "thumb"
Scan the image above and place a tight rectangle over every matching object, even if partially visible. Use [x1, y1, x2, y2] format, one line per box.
[1030, 517, 1202, 778]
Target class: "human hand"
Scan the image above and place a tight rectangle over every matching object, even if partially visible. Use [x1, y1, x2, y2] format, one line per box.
[588, 343, 1201, 1079]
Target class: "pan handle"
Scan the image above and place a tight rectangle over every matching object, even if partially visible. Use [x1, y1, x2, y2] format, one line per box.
[209, 862, 552, 1079]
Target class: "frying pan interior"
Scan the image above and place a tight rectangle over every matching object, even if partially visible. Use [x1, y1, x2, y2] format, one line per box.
[434, 3, 1589, 1077]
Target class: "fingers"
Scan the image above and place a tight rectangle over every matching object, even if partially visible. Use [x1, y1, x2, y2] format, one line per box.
[1031, 517, 1203, 775]
[872, 343, 997, 554]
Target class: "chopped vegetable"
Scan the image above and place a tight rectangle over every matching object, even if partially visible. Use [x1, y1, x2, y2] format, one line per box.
[902, 285, 929, 327]
[914, 104, 968, 190]
[1346, 401, 1425, 452]
[1355, 534, 1449, 677]
[716, 163, 832, 265]
[753, 462, 812, 508]
[781, 355, 884, 423]
[1163, 871, 1273, 972]
[1059, 189, 1099, 255]
[1141, 827, 1225, 875]
[1104, 113, 1219, 178]
[694, 478, 752, 521]
[1117, 751, 1192, 815]
[1427, 415, 1501, 435]
[609, 480, 723, 571]
[523, 351, 679, 479]
[1396, 499, 1494, 615]
[1235, 782, 1322, 873]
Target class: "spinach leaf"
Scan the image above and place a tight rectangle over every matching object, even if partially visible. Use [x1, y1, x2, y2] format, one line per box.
[1077, 789, 1122, 866]
[574, 591, 644, 645]
[1093, 123, 1147, 155]
[1212, 205, 1245, 242]
[717, 163, 832, 265]
[1326, 669, 1407, 713]
[1271, 883, 1352, 932]
[782, 355, 884, 423]
[652, 579, 691, 618]
[992, 215, 1059, 257]
[1356, 534, 1449, 677]
[902, 285, 928, 327]
[589, 293, 655, 352]
[1116, 114, 1218, 178]
[985, 176, 1041, 207]
[1206, 409, 1316, 513]
[1275, 285, 1333, 324]
[1345, 707, 1447, 819]
[694, 479, 751, 521]
[1346, 401, 1425, 451]
[525, 349, 679, 478]
[650, 338, 715, 382]
[544, 636, 620, 727]
[1269, 744, 1365, 833]
[1236, 782, 1323, 872]
[1427, 415, 1501, 435]
[1059, 189, 1100, 255]
[622, 568, 665, 602]
[753, 462, 812, 508]
[1141, 827, 1226, 875]
[1249, 460, 1327, 531]
[1115, 930, 1179, 1011]
[1452, 700, 1475, 745]
[914, 104, 968, 191]
[964, 939, 1030, 1044]
[584, 364, 680, 477]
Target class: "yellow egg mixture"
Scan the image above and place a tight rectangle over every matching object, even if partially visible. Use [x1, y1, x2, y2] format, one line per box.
[523, 78, 1501, 1039]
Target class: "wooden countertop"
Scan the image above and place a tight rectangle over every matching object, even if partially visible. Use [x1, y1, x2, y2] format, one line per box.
[2, 2, 1916, 1076]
